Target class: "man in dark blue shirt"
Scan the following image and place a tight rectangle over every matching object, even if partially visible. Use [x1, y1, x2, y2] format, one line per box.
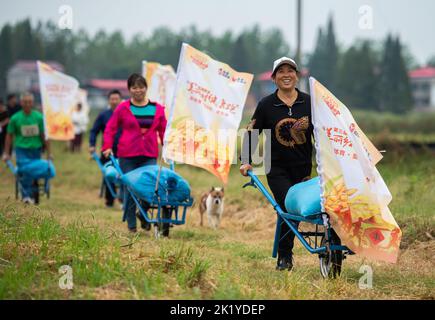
[89, 89, 122, 207]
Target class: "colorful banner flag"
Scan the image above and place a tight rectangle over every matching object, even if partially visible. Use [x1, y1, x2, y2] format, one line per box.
[163, 43, 253, 183]
[142, 61, 176, 114]
[37, 61, 79, 140]
[310, 77, 402, 263]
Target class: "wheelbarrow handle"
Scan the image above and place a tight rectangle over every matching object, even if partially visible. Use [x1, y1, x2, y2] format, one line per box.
[91, 152, 105, 171]
[246, 170, 279, 209]
[242, 171, 257, 189]
[109, 154, 123, 176]
[91, 151, 99, 161]
[6, 160, 17, 175]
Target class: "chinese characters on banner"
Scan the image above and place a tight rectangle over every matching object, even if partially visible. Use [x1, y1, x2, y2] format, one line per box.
[37, 61, 79, 140]
[163, 43, 253, 183]
[310, 77, 402, 263]
[142, 61, 176, 118]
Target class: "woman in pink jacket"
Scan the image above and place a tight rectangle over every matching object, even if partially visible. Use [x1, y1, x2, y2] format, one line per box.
[103, 73, 167, 233]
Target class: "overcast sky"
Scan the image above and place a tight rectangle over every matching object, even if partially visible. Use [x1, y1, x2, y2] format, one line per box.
[1, 0, 434, 65]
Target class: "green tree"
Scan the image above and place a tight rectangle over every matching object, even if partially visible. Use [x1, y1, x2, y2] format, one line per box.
[260, 28, 290, 72]
[207, 31, 234, 65]
[308, 27, 326, 78]
[336, 41, 380, 110]
[12, 19, 44, 60]
[379, 35, 412, 113]
[0, 24, 14, 96]
[231, 33, 252, 73]
[147, 27, 182, 68]
[0, 18, 294, 90]
[308, 15, 339, 92]
[392, 37, 413, 113]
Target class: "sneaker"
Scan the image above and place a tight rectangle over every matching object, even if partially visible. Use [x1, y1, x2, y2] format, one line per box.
[128, 227, 137, 233]
[276, 254, 294, 271]
[22, 197, 35, 205]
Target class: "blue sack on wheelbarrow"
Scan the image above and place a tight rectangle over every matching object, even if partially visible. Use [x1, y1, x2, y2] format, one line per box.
[121, 165, 191, 204]
[285, 176, 321, 218]
[17, 159, 56, 180]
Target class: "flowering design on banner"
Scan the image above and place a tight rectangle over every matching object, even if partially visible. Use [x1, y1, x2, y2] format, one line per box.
[37, 61, 79, 140]
[142, 61, 176, 117]
[310, 77, 402, 263]
[163, 43, 253, 183]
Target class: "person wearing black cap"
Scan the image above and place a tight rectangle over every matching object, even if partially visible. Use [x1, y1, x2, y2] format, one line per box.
[240, 57, 313, 271]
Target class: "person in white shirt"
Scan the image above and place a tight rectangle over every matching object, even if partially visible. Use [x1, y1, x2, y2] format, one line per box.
[70, 103, 88, 152]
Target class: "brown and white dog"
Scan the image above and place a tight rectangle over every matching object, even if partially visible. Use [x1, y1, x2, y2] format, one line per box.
[199, 187, 225, 229]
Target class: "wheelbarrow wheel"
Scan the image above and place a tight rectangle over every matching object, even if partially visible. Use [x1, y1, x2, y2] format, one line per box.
[319, 228, 343, 279]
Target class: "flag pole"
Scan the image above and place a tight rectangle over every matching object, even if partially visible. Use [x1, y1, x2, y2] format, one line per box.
[296, 0, 302, 66]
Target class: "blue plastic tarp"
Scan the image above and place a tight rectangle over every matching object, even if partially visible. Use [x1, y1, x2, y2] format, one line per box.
[103, 161, 120, 184]
[285, 176, 322, 217]
[17, 159, 56, 180]
[121, 165, 191, 204]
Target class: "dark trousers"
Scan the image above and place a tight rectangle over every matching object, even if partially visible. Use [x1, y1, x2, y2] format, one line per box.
[70, 133, 83, 152]
[15, 147, 42, 199]
[266, 163, 312, 258]
[0, 130, 6, 155]
[100, 154, 117, 206]
[119, 156, 157, 229]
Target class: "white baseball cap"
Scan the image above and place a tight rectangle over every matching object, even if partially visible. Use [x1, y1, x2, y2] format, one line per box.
[272, 57, 299, 76]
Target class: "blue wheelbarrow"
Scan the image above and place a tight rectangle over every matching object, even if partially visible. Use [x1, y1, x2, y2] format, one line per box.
[92, 152, 122, 200]
[6, 158, 55, 204]
[109, 155, 193, 239]
[243, 171, 354, 278]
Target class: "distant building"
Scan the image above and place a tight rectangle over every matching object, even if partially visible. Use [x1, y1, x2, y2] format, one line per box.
[409, 67, 435, 111]
[6, 60, 64, 100]
[83, 79, 129, 109]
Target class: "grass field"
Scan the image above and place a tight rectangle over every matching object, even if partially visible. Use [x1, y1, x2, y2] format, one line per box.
[0, 141, 434, 300]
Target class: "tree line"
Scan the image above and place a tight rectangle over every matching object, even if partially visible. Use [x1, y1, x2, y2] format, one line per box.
[1, 17, 431, 113]
[308, 16, 417, 113]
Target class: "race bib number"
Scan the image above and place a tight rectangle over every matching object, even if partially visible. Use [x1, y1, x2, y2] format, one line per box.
[21, 124, 40, 137]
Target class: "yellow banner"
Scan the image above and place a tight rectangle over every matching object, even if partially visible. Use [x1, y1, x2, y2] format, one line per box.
[310, 77, 401, 263]
[37, 61, 79, 140]
[163, 43, 253, 183]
